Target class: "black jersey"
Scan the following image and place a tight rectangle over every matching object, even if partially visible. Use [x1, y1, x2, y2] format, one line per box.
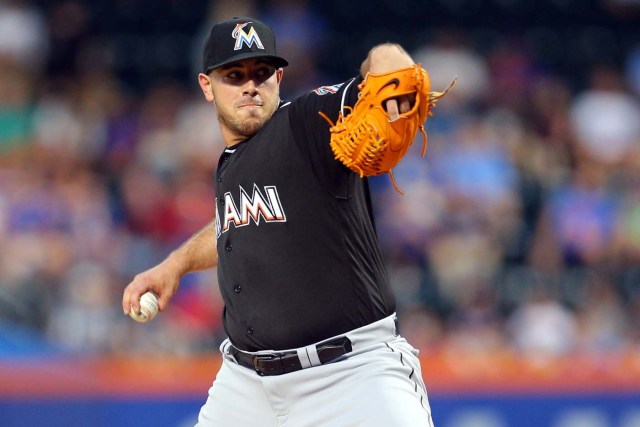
[214, 77, 395, 351]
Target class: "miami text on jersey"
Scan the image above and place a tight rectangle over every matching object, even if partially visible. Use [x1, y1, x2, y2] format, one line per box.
[215, 184, 287, 237]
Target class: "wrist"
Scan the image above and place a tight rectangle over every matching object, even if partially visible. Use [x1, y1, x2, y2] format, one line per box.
[162, 251, 189, 279]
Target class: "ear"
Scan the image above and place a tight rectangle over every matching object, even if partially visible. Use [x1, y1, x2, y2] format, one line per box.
[276, 68, 284, 84]
[198, 73, 215, 103]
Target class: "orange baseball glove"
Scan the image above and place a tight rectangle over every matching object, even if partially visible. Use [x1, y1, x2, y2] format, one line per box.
[320, 64, 454, 193]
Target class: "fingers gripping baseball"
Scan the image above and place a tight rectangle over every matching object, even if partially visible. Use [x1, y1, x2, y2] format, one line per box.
[122, 263, 180, 318]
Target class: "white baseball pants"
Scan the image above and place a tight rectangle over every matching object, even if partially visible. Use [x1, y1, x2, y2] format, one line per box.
[195, 314, 435, 426]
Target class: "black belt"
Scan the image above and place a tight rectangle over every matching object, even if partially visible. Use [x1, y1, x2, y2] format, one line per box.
[229, 336, 353, 376]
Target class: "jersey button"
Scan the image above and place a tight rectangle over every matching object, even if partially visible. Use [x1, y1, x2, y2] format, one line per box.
[247, 327, 254, 335]
[233, 285, 241, 293]
[225, 242, 232, 251]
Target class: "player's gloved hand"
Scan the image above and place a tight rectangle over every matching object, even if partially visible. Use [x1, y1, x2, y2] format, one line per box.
[320, 64, 454, 193]
[367, 44, 416, 122]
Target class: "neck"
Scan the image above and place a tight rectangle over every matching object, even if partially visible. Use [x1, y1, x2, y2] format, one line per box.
[221, 128, 249, 147]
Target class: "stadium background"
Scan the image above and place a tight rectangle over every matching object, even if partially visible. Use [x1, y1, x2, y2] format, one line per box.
[1, 0, 640, 425]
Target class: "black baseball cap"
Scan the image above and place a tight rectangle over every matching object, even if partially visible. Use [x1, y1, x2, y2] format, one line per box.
[202, 17, 289, 74]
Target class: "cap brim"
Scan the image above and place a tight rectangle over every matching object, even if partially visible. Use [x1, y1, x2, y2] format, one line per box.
[205, 52, 288, 73]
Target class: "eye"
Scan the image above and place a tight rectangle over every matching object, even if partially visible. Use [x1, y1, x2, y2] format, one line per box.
[255, 66, 275, 81]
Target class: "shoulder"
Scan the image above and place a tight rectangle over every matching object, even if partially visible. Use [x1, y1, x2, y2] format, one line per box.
[288, 77, 362, 120]
[304, 77, 360, 102]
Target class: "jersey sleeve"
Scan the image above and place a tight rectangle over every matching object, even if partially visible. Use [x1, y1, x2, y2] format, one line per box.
[288, 76, 363, 199]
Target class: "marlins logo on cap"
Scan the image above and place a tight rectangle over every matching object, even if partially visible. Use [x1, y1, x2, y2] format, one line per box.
[233, 22, 264, 51]
[202, 17, 288, 73]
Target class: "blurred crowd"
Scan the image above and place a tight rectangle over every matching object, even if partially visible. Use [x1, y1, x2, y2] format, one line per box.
[1, 0, 640, 360]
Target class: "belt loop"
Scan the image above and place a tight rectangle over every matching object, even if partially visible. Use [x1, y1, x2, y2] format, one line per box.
[222, 341, 237, 363]
[296, 348, 312, 368]
[305, 344, 322, 367]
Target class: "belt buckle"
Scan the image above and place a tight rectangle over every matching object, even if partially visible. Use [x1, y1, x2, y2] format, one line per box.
[252, 353, 282, 376]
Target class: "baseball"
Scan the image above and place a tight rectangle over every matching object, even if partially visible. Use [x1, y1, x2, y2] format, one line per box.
[129, 291, 159, 323]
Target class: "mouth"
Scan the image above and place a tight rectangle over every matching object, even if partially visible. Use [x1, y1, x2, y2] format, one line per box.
[237, 98, 263, 108]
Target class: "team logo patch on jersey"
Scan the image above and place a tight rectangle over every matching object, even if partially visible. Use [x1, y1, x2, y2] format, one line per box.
[232, 23, 265, 51]
[215, 184, 286, 237]
[313, 83, 344, 95]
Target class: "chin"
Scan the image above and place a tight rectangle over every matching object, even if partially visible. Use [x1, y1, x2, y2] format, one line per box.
[238, 119, 266, 136]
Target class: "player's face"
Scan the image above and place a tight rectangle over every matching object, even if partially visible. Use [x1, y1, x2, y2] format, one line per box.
[199, 58, 283, 145]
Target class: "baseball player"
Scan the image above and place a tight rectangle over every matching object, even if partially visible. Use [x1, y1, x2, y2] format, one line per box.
[123, 16, 450, 426]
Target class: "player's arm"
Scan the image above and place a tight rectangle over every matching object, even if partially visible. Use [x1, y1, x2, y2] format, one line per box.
[122, 219, 219, 315]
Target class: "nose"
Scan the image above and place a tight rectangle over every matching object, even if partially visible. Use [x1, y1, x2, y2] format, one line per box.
[242, 78, 258, 96]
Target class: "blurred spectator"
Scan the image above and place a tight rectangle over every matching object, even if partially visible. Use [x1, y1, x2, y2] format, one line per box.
[485, 40, 540, 113]
[570, 65, 640, 165]
[412, 29, 490, 106]
[444, 285, 507, 354]
[425, 118, 520, 308]
[507, 281, 578, 358]
[530, 155, 619, 269]
[573, 273, 629, 354]
[0, 63, 34, 150]
[45, 1, 90, 77]
[46, 261, 121, 353]
[0, 0, 47, 68]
